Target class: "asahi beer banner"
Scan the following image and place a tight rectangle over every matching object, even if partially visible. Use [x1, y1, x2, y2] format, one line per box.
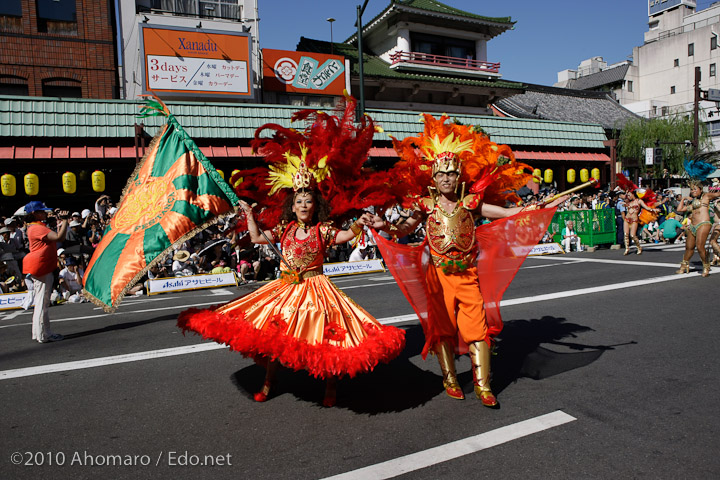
[323, 259, 385, 277]
[140, 25, 253, 98]
[526, 243, 564, 256]
[263, 49, 346, 95]
[0, 292, 32, 311]
[148, 272, 238, 295]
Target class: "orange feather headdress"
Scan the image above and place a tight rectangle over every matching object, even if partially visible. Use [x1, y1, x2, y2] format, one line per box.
[389, 114, 535, 206]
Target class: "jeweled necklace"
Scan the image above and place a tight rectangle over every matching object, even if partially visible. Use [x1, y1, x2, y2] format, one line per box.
[296, 219, 308, 231]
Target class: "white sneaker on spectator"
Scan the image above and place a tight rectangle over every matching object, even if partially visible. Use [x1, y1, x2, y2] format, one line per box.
[39, 333, 63, 344]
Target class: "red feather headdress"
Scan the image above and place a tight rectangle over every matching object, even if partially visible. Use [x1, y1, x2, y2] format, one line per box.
[230, 95, 400, 228]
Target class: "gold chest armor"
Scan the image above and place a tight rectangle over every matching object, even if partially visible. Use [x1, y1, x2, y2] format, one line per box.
[426, 197, 477, 272]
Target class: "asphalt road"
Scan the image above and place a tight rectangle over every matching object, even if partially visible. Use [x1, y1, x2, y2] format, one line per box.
[1, 242, 718, 479]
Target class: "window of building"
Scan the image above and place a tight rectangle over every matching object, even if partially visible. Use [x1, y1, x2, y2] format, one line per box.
[661, 106, 669, 116]
[0, 75, 28, 96]
[36, 0, 76, 34]
[0, 0, 22, 16]
[674, 58, 679, 67]
[42, 78, 82, 98]
[709, 120, 720, 136]
[142, 1, 242, 21]
[671, 86, 676, 94]
[713, 35, 718, 51]
[410, 32, 475, 60]
[627, 80, 633, 92]
[712, 63, 717, 77]
[689, 43, 695, 56]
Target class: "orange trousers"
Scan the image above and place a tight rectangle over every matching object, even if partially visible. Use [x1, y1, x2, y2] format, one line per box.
[426, 265, 487, 344]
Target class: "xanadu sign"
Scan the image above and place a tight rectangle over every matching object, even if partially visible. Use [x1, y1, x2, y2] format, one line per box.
[263, 49, 347, 95]
[140, 25, 253, 99]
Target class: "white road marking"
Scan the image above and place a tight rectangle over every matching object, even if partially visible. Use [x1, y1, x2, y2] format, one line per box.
[526, 256, 682, 268]
[0, 310, 29, 320]
[500, 273, 699, 306]
[0, 343, 227, 380]
[208, 288, 235, 295]
[320, 410, 577, 480]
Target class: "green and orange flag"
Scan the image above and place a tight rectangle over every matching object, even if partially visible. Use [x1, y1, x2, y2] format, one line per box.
[83, 97, 240, 312]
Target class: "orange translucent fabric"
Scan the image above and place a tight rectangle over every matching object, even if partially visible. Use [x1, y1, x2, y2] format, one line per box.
[375, 207, 557, 358]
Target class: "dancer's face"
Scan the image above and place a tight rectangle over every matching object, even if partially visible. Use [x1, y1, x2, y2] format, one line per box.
[690, 185, 702, 197]
[292, 192, 315, 223]
[434, 171, 459, 196]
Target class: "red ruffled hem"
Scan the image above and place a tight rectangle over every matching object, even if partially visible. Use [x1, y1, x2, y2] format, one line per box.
[178, 308, 406, 379]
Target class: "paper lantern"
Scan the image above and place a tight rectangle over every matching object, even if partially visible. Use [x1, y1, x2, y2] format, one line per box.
[1, 173, 16, 196]
[62, 171, 77, 194]
[217, 169, 224, 180]
[591, 168, 600, 181]
[567, 169, 576, 184]
[91, 170, 105, 192]
[580, 168, 589, 183]
[24, 173, 39, 196]
[543, 169, 553, 184]
[532, 168, 542, 183]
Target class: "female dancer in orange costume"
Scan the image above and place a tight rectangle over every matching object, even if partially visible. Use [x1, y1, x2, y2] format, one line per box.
[178, 99, 405, 407]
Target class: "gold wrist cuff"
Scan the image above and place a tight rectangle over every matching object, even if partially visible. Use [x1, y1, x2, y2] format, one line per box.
[350, 222, 363, 235]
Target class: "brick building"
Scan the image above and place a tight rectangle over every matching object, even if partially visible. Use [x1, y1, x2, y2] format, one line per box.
[0, 0, 117, 98]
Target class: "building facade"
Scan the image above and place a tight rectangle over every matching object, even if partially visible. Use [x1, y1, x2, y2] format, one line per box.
[0, 0, 117, 98]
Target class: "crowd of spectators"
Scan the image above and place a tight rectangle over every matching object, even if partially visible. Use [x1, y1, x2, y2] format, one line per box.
[2, 181, 716, 300]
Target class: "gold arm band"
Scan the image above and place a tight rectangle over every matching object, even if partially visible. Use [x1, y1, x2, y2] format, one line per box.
[350, 221, 363, 235]
[387, 223, 402, 238]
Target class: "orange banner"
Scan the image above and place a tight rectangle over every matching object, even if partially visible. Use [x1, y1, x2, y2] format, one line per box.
[262, 49, 346, 95]
[141, 26, 252, 97]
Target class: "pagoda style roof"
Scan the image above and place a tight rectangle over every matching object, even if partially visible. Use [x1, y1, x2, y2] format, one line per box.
[346, 0, 515, 43]
[297, 37, 524, 91]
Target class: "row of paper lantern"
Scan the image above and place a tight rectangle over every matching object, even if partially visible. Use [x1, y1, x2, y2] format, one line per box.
[1, 171, 106, 196]
[533, 168, 600, 184]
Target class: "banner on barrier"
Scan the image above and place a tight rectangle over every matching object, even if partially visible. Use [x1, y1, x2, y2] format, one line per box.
[0, 292, 32, 311]
[323, 259, 385, 277]
[527, 243, 564, 256]
[148, 272, 238, 295]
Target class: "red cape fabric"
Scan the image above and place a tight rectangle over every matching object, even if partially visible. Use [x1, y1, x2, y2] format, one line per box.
[375, 207, 557, 358]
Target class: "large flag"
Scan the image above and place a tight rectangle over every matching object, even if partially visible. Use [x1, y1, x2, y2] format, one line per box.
[83, 97, 240, 312]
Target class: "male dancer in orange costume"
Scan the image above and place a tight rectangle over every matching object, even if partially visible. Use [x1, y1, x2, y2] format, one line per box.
[372, 121, 564, 407]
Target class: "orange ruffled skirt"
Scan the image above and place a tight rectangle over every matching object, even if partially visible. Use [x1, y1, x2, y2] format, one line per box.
[177, 275, 406, 379]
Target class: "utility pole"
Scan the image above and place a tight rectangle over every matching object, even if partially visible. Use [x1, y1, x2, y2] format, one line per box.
[693, 66, 700, 156]
[355, 0, 369, 122]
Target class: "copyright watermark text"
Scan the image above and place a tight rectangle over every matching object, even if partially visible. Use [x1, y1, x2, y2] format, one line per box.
[10, 451, 233, 467]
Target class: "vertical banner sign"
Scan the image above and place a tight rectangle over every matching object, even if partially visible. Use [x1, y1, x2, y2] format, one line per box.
[140, 25, 253, 99]
[645, 147, 654, 166]
[262, 49, 346, 95]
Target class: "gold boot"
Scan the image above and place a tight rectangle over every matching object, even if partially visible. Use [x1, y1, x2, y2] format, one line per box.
[712, 245, 720, 265]
[633, 235, 642, 255]
[468, 341, 498, 408]
[623, 235, 630, 255]
[675, 260, 690, 274]
[702, 262, 711, 277]
[434, 342, 464, 400]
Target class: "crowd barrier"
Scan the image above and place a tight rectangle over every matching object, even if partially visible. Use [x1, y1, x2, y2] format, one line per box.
[549, 209, 617, 247]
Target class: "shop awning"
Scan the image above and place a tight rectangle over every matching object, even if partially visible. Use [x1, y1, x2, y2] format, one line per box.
[513, 150, 610, 162]
[0, 146, 610, 162]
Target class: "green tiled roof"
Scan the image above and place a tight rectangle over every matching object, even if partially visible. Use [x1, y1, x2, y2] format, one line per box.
[370, 109, 608, 148]
[390, 0, 512, 24]
[297, 37, 524, 90]
[0, 96, 607, 149]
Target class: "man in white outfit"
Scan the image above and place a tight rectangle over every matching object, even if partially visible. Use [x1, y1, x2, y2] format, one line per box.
[561, 220, 582, 252]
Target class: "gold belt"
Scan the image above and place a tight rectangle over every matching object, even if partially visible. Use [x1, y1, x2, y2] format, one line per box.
[280, 269, 322, 284]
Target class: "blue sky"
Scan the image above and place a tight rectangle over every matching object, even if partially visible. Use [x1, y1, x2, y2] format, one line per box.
[256, 0, 716, 86]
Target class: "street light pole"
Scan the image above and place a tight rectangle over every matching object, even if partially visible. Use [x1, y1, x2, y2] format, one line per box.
[327, 17, 335, 56]
[355, 0, 369, 122]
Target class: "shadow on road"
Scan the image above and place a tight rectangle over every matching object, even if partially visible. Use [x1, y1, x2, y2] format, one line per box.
[61, 313, 178, 341]
[491, 315, 635, 394]
[229, 325, 445, 414]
